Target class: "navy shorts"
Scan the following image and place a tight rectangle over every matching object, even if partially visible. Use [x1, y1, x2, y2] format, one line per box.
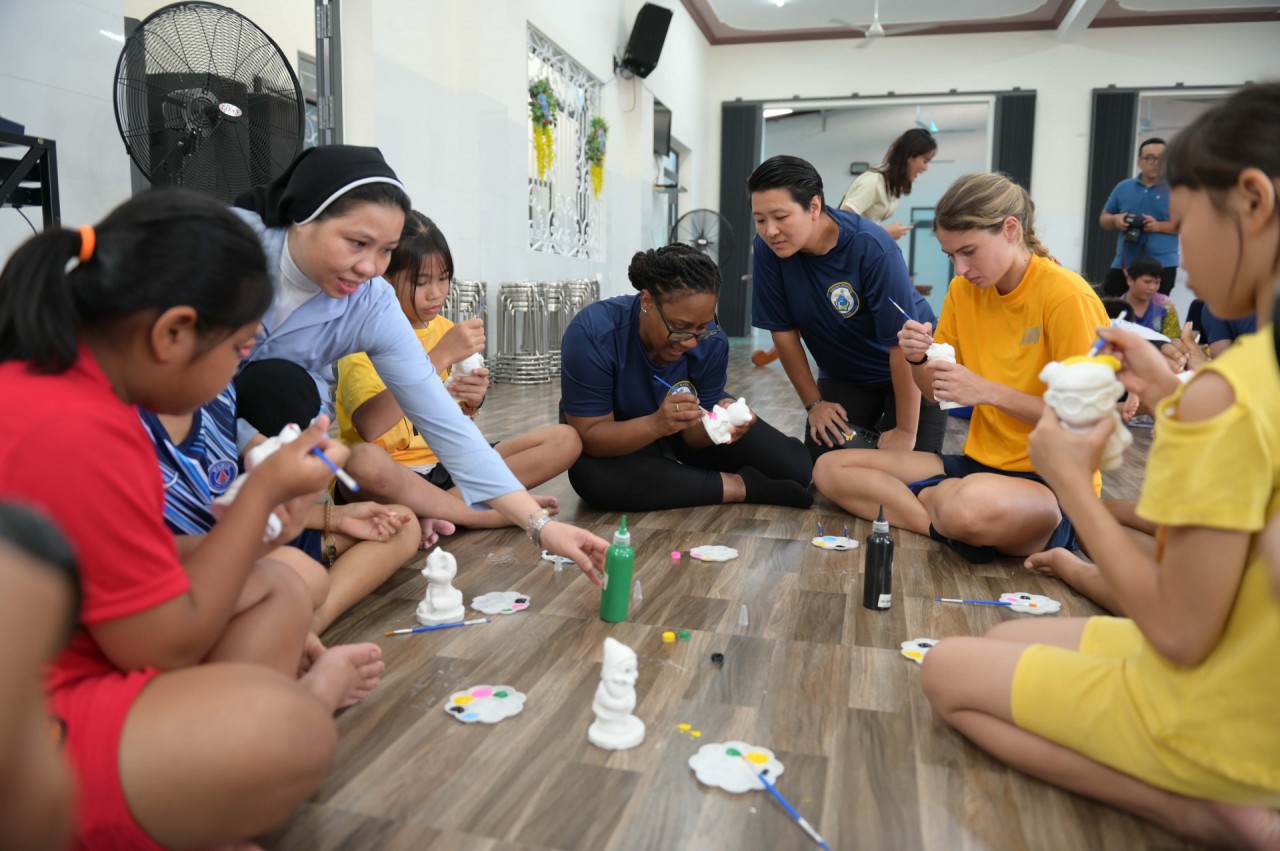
[908, 454, 1079, 563]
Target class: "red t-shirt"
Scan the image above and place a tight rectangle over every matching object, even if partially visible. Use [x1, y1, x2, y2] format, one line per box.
[0, 349, 190, 691]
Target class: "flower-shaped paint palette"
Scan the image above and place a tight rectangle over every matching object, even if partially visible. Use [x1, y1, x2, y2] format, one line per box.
[470, 591, 531, 615]
[688, 741, 785, 793]
[443, 685, 526, 724]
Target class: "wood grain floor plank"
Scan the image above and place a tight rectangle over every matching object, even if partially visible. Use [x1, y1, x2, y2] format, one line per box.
[262, 339, 1179, 851]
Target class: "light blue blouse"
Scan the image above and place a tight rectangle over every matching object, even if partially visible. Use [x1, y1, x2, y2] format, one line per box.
[233, 208, 521, 507]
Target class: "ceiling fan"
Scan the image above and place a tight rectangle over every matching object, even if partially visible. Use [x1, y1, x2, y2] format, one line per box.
[834, 0, 936, 49]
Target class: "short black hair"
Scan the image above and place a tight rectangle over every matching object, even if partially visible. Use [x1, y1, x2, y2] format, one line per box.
[747, 155, 824, 210]
[1125, 256, 1163, 281]
[1138, 137, 1166, 156]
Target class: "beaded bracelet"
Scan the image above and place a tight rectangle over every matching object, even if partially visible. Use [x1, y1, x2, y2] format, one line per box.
[526, 508, 554, 549]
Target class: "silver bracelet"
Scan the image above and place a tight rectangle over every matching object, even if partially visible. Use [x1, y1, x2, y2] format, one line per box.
[526, 509, 553, 549]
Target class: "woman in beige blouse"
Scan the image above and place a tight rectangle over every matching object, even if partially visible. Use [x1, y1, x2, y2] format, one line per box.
[839, 128, 937, 240]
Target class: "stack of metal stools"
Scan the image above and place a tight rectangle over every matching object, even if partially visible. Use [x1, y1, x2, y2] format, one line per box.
[442, 279, 487, 326]
[540, 281, 572, 374]
[492, 282, 551, 384]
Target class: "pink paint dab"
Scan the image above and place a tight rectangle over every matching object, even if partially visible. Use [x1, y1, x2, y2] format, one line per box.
[471, 687, 494, 699]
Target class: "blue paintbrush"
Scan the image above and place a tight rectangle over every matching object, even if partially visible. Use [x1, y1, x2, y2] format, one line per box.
[739, 756, 830, 850]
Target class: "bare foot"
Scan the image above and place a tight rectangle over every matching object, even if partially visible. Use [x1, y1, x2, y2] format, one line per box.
[1202, 801, 1280, 850]
[297, 632, 325, 678]
[300, 642, 384, 711]
[419, 517, 458, 550]
[1024, 547, 1093, 579]
[534, 494, 560, 515]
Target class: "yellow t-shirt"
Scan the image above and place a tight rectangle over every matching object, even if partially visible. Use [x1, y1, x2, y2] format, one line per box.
[1127, 326, 1280, 790]
[335, 317, 454, 468]
[934, 253, 1109, 481]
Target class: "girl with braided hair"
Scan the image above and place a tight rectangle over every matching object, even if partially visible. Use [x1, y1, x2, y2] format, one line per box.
[815, 172, 1110, 563]
[560, 243, 813, 511]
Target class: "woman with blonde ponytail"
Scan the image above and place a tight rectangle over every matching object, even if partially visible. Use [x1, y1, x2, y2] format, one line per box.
[815, 172, 1110, 563]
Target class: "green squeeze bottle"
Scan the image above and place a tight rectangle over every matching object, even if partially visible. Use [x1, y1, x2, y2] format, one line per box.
[600, 515, 634, 622]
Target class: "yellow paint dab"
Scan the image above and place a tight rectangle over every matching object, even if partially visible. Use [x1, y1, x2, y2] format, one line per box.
[745, 751, 769, 765]
[676, 723, 692, 732]
[690, 730, 702, 738]
[453, 695, 473, 706]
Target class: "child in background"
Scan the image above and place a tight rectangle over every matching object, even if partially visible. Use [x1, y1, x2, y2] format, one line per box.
[0, 503, 77, 851]
[1120, 255, 1181, 339]
[139, 385, 420, 635]
[0, 189, 384, 849]
[919, 83, 1280, 846]
[336, 211, 580, 528]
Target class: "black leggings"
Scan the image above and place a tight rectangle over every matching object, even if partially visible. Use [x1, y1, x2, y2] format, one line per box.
[568, 416, 812, 511]
[806, 376, 948, 459]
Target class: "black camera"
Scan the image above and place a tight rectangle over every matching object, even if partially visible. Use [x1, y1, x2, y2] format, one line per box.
[1122, 213, 1145, 244]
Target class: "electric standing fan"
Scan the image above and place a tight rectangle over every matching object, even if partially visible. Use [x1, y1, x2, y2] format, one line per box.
[113, 2, 305, 202]
[670, 208, 734, 264]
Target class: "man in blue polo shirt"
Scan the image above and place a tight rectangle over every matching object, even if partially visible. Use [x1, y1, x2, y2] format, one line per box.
[1099, 137, 1180, 296]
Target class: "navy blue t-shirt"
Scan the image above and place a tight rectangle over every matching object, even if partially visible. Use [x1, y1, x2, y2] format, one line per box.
[1200, 305, 1257, 345]
[561, 294, 728, 421]
[751, 207, 935, 386]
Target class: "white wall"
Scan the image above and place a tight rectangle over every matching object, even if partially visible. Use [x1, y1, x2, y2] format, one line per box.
[705, 22, 1280, 272]
[0, 0, 316, 263]
[3, 0, 707, 311]
[0, 0, 131, 261]
[342, 0, 710, 309]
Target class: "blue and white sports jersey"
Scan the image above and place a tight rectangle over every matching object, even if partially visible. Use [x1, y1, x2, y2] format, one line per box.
[138, 388, 240, 535]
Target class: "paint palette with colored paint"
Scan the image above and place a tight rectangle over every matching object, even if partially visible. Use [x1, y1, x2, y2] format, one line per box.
[470, 591, 531, 615]
[688, 741, 785, 793]
[900, 638, 939, 664]
[443, 684, 527, 723]
[689, 545, 739, 562]
[999, 592, 1062, 615]
[810, 535, 859, 551]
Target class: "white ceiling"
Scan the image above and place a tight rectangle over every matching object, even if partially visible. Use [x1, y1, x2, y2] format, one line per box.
[683, 0, 1280, 44]
[707, 0, 1047, 31]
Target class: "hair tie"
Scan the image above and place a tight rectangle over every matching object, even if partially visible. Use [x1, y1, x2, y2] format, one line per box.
[77, 225, 95, 263]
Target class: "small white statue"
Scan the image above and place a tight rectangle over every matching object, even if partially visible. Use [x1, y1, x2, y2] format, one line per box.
[587, 637, 646, 750]
[447, 352, 484, 387]
[702, 397, 752, 445]
[925, 342, 961, 410]
[416, 547, 466, 626]
[210, 422, 302, 542]
[1040, 357, 1133, 470]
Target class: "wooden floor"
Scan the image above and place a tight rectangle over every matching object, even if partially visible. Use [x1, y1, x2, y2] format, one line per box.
[267, 338, 1196, 851]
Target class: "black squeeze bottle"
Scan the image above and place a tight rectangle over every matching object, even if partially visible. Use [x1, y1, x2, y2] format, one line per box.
[862, 505, 894, 611]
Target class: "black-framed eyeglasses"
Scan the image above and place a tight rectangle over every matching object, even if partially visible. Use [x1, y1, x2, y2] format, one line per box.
[1139, 155, 1162, 163]
[652, 297, 720, 343]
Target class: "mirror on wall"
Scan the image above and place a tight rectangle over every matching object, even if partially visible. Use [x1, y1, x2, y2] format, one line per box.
[761, 98, 992, 319]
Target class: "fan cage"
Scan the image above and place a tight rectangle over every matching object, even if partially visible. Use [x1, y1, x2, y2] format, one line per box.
[113, 1, 304, 202]
[670, 208, 735, 265]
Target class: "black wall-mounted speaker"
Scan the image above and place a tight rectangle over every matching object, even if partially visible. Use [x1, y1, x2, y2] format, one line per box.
[620, 3, 673, 79]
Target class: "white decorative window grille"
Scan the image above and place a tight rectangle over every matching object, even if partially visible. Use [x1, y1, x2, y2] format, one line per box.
[527, 26, 603, 259]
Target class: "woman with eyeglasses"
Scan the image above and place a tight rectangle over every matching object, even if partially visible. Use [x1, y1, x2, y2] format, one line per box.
[560, 244, 813, 511]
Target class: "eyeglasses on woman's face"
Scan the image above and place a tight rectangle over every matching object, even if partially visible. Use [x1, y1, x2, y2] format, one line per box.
[652, 297, 720, 343]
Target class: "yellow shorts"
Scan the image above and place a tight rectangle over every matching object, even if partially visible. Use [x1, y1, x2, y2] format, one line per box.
[1011, 616, 1280, 805]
